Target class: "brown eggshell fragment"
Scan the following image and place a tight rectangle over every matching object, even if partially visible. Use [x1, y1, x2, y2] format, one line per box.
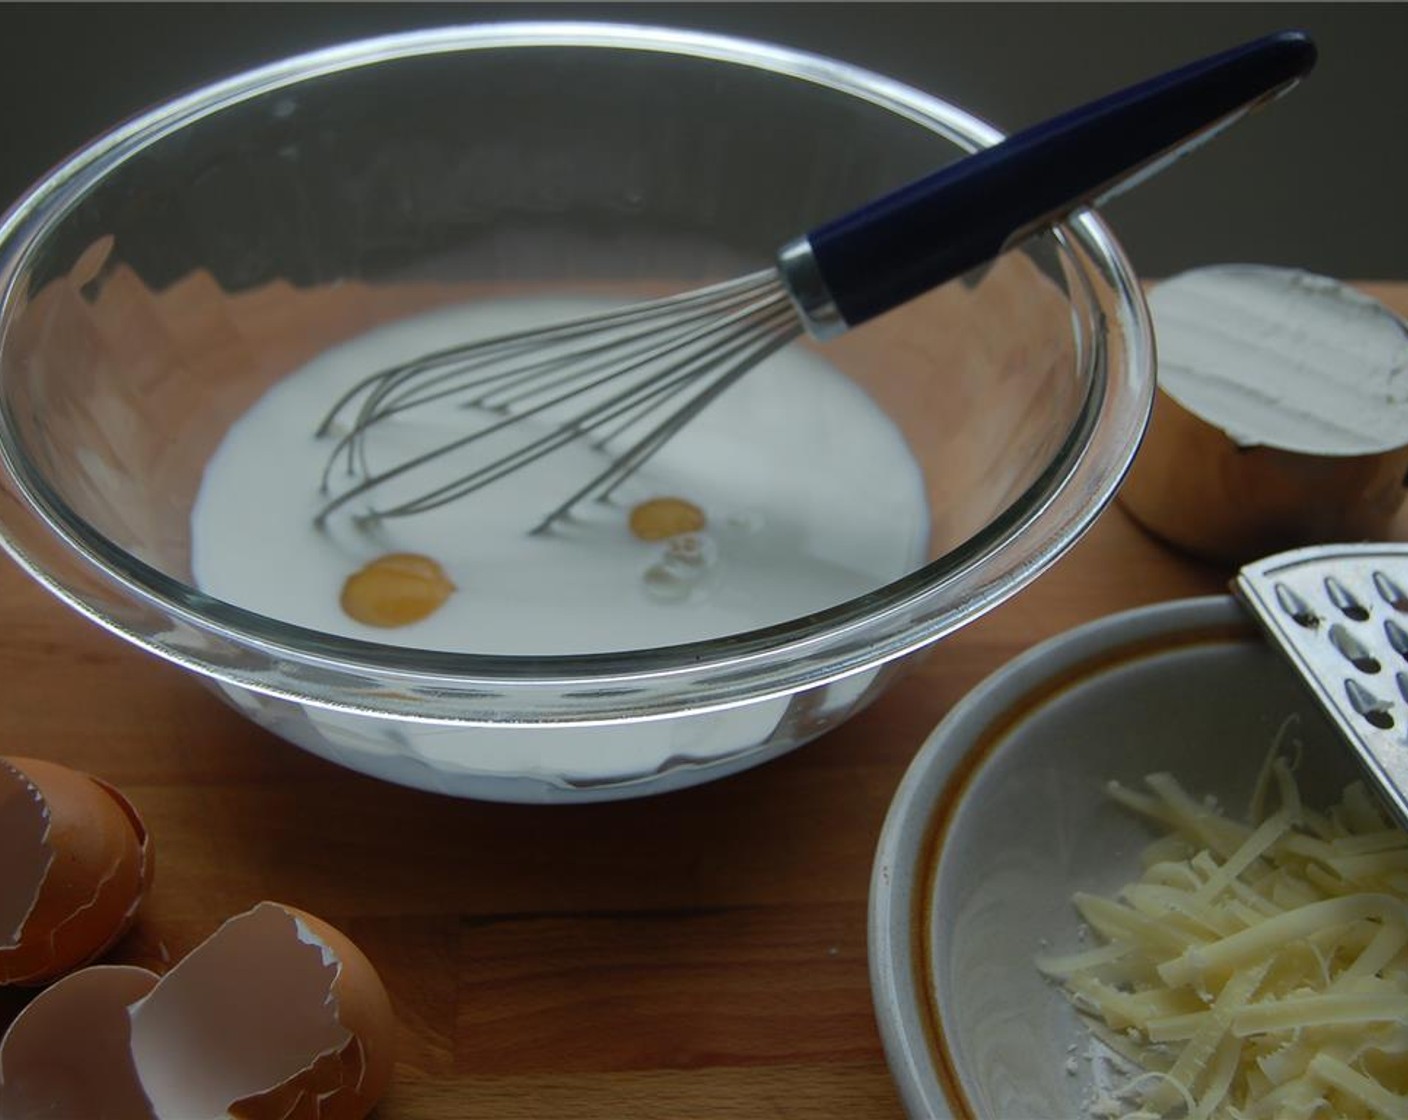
[0, 963, 160, 1119]
[129, 901, 394, 1120]
[0, 757, 153, 985]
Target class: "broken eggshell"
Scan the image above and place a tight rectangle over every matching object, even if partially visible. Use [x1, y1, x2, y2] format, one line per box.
[0, 964, 160, 1118]
[0, 901, 395, 1120]
[133, 901, 395, 1120]
[0, 756, 152, 986]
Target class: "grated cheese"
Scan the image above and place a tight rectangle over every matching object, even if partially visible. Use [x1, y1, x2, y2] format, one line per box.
[1036, 757, 1408, 1119]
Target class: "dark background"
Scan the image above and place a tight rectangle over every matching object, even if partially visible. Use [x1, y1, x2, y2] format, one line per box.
[1, 2, 1402, 281]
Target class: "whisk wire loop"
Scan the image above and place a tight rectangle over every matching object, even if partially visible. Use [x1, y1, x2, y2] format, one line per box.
[313, 271, 797, 530]
[553, 304, 803, 531]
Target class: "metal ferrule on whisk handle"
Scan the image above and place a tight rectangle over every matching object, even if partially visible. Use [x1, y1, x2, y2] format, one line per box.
[776, 237, 848, 341]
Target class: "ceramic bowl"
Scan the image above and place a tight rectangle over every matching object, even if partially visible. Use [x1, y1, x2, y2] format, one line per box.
[869, 595, 1363, 1117]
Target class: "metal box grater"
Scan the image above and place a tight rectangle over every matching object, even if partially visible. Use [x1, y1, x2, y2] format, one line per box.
[1233, 542, 1408, 827]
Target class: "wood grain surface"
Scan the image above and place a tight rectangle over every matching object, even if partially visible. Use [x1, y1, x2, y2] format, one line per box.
[1, 284, 1404, 1118]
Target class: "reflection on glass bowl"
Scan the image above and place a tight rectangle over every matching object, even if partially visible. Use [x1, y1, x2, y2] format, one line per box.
[0, 24, 1152, 802]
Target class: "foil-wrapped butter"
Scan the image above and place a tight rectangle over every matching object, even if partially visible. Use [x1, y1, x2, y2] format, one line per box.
[1119, 264, 1408, 564]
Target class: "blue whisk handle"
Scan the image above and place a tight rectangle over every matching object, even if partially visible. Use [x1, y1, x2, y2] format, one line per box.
[780, 30, 1316, 337]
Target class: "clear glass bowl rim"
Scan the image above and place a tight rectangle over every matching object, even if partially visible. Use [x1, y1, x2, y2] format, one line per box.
[0, 21, 1154, 719]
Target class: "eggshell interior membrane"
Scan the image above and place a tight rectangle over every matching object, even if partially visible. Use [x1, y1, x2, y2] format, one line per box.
[235, 907, 396, 1120]
[0, 964, 160, 1119]
[0, 766, 49, 950]
[130, 902, 394, 1120]
[0, 757, 152, 985]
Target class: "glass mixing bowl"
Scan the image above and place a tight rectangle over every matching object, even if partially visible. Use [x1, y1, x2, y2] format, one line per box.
[0, 24, 1152, 802]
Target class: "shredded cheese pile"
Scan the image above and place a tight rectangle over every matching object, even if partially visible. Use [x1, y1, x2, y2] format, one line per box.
[1037, 755, 1408, 1119]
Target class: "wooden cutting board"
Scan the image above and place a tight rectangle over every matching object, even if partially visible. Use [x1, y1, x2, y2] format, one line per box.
[0, 283, 1403, 1118]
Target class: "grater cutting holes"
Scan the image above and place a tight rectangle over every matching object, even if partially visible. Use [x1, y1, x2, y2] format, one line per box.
[1233, 542, 1408, 827]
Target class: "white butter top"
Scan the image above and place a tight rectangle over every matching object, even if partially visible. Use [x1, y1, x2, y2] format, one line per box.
[1150, 265, 1408, 455]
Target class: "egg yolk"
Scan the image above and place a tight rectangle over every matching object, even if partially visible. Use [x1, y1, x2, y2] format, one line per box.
[628, 496, 706, 541]
[340, 553, 455, 628]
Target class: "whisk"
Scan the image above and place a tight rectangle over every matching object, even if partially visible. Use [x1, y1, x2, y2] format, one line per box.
[314, 31, 1316, 534]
